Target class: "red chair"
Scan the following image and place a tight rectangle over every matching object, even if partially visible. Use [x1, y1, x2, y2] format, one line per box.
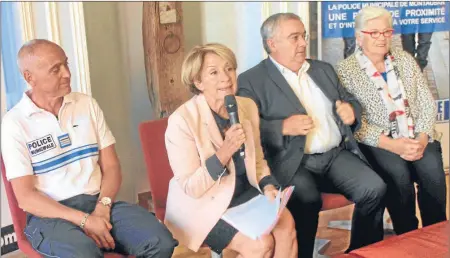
[0, 156, 127, 258]
[139, 118, 223, 258]
[321, 193, 352, 211]
[139, 118, 171, 221]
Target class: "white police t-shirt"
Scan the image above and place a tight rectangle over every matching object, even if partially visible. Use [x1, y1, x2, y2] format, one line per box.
[1, 92, 116, 201]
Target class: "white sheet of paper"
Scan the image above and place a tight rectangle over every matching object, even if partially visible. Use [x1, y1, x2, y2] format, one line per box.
[221, 192, 281, 240]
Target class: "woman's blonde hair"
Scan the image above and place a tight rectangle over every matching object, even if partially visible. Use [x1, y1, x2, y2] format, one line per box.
[181, 43, 237, 95]
[355, 6, 393, 33]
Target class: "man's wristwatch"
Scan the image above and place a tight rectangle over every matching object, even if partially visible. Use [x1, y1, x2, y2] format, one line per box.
[98, 197, 112, 207]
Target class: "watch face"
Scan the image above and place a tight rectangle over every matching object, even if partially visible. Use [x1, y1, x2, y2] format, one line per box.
[101, 197, 112, 205]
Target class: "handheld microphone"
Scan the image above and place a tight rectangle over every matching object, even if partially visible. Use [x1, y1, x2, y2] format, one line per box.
[224, 95, 245, 158]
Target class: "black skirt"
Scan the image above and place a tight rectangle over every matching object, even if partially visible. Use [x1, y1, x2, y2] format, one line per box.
[203, 219, 238, 254]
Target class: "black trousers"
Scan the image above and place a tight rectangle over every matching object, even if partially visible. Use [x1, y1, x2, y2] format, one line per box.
[401, 33, 433, 72]
[287, 147, 386, 258]
[358, 141, 447, 235]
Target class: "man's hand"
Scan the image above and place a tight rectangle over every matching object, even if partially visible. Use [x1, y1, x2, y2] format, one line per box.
[83, 207, 115, 250]
[282, 114, 314, 136]
[336, 100, 355, 125]
[263, 184, 279, 202]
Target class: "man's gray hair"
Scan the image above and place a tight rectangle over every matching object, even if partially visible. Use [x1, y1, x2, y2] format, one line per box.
[260, 13, 302, 54]
[354, 6, 393, 33]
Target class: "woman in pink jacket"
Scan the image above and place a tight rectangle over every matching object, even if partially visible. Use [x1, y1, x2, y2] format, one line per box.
[164, 43, 297, 258]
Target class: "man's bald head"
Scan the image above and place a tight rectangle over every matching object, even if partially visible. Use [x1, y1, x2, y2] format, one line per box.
[17, 39, 64, 73]
[16, 39, 71, 97]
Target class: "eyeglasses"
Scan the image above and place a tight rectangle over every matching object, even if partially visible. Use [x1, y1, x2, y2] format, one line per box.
[360, 29, 394, 39]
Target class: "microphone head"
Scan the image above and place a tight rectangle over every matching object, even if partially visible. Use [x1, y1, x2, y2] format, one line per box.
[225, 95, 238, 113]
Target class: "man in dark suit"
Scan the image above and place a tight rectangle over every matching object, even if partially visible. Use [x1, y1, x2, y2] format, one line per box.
[237, 13, 387, 257]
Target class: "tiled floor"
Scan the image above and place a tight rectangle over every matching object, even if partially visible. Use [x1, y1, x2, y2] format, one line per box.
[2, 250, 27, 258]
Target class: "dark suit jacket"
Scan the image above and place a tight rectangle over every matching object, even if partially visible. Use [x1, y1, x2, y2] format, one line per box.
[237, 58, 367, 185]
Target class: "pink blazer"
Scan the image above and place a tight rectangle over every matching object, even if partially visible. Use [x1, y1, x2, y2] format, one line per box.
[164, 94, 271, 251]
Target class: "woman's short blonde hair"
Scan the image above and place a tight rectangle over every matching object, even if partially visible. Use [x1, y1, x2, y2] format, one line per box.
[181, 43, 237, 95]
[355, 6, 393, 33]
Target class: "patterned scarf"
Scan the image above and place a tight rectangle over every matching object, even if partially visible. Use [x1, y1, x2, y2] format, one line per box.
[355, 48, 415, 139]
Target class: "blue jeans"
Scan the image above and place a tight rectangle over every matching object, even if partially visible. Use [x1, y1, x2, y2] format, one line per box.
[24, 194, 177, 258]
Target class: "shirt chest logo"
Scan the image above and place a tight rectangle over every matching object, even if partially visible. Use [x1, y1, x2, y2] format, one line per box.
[27, 135, 56, 156]
[58, 133, 72, 148]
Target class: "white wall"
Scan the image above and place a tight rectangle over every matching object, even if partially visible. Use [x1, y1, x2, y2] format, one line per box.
[83, 2, 136, 202]
[197, 2, 265, 73]
[117, 2, 154, 196]
[182, 2, 203, 52]
[200, 3, 238, 53]
[83, 2, 156, 201]
[185, 2, 310, 73]
[182, 2, 267, 73]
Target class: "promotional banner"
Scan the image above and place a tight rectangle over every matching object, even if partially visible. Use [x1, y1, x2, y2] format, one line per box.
[1, 225, 18, 255]
[322, 1, 450, 38]
[436, 99, 450, 123]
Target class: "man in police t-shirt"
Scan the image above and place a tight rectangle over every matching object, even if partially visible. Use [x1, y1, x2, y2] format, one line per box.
[1, 39, 177, 258]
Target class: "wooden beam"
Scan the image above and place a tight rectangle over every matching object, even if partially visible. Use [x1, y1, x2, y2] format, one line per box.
[142, 2, 191, 118]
